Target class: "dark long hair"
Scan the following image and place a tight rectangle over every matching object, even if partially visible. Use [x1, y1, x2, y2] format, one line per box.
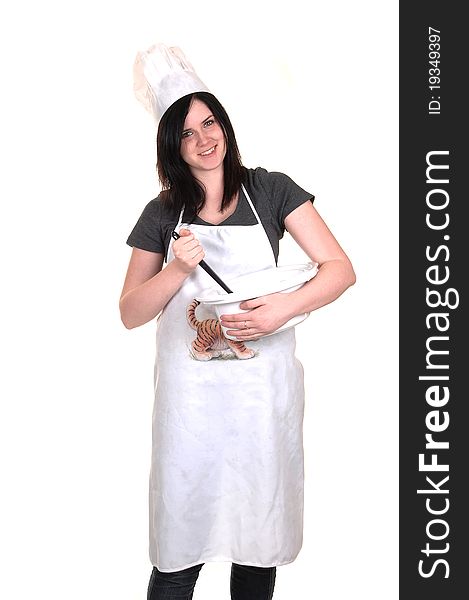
[156, 92, 244, 216]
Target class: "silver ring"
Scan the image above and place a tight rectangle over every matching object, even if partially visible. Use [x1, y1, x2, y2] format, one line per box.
[244, 321, 248, 329]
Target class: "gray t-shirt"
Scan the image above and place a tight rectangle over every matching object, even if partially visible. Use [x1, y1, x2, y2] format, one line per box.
[126, 167, 314, 263]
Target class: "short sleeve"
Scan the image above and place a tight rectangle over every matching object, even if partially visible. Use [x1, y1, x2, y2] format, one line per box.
[126, 199, 165, 254]
[257, 169, 314, 229]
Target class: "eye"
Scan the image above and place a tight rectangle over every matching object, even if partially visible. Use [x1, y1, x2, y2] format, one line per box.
[203, 119, 215, 127]
[181, 130, 193, 139]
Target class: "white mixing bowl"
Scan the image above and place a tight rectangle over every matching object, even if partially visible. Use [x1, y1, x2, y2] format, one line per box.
[196, 262, 319, 340]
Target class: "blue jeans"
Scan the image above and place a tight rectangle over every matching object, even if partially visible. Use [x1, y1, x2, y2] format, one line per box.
[147, 563, 276, 599]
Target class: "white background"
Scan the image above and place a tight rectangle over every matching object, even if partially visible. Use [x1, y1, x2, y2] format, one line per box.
[0, 1, 398, 598]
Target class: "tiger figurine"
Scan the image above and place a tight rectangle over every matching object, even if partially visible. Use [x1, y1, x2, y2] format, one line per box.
[187, 299, 256, 361]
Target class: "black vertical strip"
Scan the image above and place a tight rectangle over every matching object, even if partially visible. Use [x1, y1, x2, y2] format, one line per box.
[400, 4, 467, 598]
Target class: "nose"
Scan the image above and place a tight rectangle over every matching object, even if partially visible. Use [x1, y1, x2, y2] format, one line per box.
[196, 128, 210, 146]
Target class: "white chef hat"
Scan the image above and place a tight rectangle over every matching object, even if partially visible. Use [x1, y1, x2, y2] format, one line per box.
[133, 43, 210, 124]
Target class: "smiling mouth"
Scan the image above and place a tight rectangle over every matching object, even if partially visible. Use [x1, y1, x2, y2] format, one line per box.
[199, 146, 216, 156]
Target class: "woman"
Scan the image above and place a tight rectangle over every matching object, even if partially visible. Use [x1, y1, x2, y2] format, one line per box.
[121, 79, 355, 598]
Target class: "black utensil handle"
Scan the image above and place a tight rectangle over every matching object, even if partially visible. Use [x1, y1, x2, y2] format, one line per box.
[171, 230, 233, 294]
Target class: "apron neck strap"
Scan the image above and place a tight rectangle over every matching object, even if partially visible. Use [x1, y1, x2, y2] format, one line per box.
[241, 184, 261, 225]
[176, 184, 261, 228]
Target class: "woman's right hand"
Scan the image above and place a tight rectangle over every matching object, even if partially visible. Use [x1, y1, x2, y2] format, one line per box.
[172, 228, 205, 273]
[119, 229, 205, 329]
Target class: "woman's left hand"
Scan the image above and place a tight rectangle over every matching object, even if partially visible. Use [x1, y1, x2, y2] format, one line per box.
[220, 293, 294, 340]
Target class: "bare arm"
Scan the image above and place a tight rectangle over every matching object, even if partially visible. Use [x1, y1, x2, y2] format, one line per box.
[119, 229, 205, 329]
[221, 201, 356, 338]
[282, 200, 356, 314]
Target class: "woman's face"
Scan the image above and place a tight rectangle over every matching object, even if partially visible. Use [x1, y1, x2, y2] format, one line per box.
[180, 99, 226, 177]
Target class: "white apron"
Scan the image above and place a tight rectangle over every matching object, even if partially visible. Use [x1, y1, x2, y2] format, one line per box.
[149, 186, 305, 572]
